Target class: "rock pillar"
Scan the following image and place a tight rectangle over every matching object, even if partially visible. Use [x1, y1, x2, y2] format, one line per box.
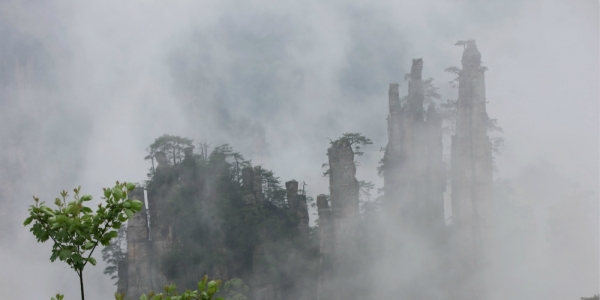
[380, 59, 447, 298]
[249, 166, 274, 300]
[327, 140, 360, 300]
[449, 40, 494, 300]
[125, 188, 151, 299]
[316, 195, 333, 300]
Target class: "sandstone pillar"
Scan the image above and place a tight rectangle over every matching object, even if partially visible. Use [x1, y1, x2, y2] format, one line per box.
[449, 40, 494, 300]
[125, 188, 151, 299]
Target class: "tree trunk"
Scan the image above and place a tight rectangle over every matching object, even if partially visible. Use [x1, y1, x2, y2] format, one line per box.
[79, 270, 85, 300]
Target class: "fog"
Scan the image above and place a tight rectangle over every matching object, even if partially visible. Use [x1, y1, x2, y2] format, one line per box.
[0, 0, 597, 299]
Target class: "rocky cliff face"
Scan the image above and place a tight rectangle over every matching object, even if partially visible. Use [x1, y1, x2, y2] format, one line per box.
[119, 145, 316, 300]
[119, 42, 496, 300]
[449, 40, 494, 300]
[316, 194, 333, 300]
[383, 58, 445, 231]
[379, 58, 448, 298]
[318, 140, 361, 300]
[124, 188, 151, 299]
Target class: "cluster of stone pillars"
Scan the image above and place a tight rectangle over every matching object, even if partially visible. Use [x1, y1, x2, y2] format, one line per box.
[123, 40, 494, 300]
[316, 41, 494, 299]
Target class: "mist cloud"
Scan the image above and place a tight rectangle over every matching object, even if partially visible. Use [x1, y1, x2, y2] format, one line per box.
[0, 0, 597, 298]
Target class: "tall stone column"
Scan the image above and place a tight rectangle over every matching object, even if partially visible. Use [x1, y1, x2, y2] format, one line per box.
[449, 40, 494, 300]
[286, 180, 309, 236]
[327, 140, 360, 300]
[424, 103, 447, 236]
[316, 194, 333, 300]
[253, 166, 264, 203]
[383, 82, 403, 210]
[147, 152, 174, 290]
[125, 188, 151, 299]
[286, 180, 299, 212]
[383, 59, 429, 227]
[380, 59, 447, 298]
[241, 166, 273, 300]
[204, 151, 229, 281]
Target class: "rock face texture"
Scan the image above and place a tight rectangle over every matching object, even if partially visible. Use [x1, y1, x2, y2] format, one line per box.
[383, 58, 446, 233]
[286, 180, 310, 236]
[379, 58, 448, 298]
[120, 42, 496, 300]
[328, 140, 360, 257]
[120, 145, 316, 300]
[147, 152, 175, 289]
[316, 194, 333, 300]
[125, 188, 151, 299]
[449, 40, 494, 300]
[317, 140, 361, 300]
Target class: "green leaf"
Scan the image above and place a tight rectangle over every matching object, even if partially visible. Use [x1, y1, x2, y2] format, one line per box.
[23, 216, 33, 226]
[59, 249, 72, 260]
[112, 187, 123, 200]
[131, 200, 143, 211]
[118, 214, 128, 222]
[88, 257, 97, 266]
[124, 209, 134, 219]
[81, 195, 93, 202]
[104, 230, 118, 240]
[198, 275, 207, 291]
[166, 284, 177, 294]
[207, 280, 219, 294]
[72, 253, 83, 264]
[126, 182, 136, 191]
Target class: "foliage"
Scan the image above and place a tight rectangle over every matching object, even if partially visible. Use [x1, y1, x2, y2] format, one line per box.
[321, 163, 330, 177]
[139, 135, 314, 297]
[145, 134, 195, 169]
[438, 98, 504, 157]
[455, 39, 475, 48]
[358, 180, 383, 216]
[401, 75, 442, 105]
[581, 295, 600, 300]
[213, 143, 252, 184]
[358, 180, 375, 202]
[323, 133, 372, 177]
[24, 182, 143, 300]
[260, 169, 287, 207]
[423, 77, 441, 105]
[114, 275, 223, 300]
[330, 132, 373, 156]
[102, 225, 128, 283]
[221, 278, 250, 300]
[444, 67, 461, 89]
[439, 98, 458, 134]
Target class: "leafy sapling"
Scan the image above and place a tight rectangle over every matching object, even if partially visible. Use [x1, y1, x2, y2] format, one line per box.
[24, 181, 143, 300]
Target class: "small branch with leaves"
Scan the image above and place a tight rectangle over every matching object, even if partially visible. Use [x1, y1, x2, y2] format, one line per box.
[24, 182, 143, 300]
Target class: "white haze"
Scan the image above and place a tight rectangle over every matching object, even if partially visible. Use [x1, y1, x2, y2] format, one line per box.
[0, 0, 597, 299]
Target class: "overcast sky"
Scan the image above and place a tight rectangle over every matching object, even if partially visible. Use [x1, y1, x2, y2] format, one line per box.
[0, 0, 597, 299]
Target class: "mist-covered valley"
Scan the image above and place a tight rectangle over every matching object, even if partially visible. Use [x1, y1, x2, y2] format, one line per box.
[0, 0, 597, 299]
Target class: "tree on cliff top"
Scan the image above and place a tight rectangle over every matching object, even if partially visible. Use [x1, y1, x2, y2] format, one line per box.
[145, 134, 194, 170]
[323, 133, 373, 177]
[330, 132, 373, 156]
